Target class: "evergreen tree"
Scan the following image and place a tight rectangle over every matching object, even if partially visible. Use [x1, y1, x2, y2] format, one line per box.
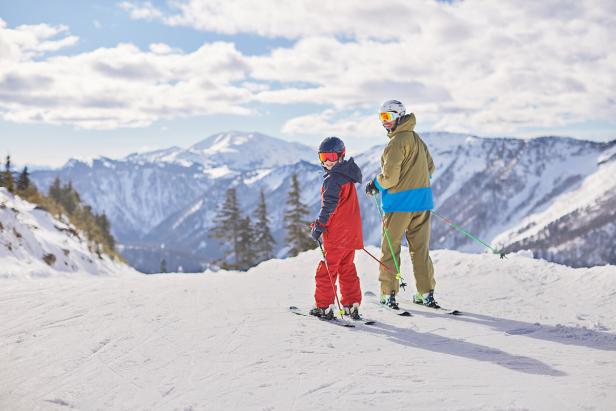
[284, 173, 314, 257]
[160, 258, 167, 273]
[60, 181, 80, 215]
[48, 177, 62, 203]
[48, 178, 80, 215]
[253, 190, 275, 263]
[210, 187, 242, 269]
[17, 166, 31, 191]
[237, 215, 257, 270]
[95, 212, 115, 250]
[1, 155, 15, 193]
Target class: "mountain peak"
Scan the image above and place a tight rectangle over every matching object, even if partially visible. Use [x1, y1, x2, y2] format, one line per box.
[187, 131, 314, 170]
[190, 131, 282, 151]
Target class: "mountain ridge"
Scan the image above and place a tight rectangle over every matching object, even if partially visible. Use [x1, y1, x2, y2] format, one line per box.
[30, 131, 616, 271]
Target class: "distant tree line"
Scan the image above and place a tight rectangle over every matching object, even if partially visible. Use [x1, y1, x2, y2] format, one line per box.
[0, 155, 121, 260]
[210, 173, 315, 271]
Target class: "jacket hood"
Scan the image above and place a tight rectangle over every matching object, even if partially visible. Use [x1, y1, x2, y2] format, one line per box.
[327, 157, 362, 184]
[388, 113, 416, 138]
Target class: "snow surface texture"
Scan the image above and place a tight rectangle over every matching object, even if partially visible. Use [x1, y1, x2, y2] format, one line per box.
[0, 188, 137, 279]
[2, 248, 615, 410]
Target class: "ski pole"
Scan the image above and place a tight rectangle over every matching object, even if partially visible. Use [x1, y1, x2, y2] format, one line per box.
[361, 247, 396, 275]
[317, 239, 346, 320]
[431, 210, 507, 258]
[372, 196, 407, 289]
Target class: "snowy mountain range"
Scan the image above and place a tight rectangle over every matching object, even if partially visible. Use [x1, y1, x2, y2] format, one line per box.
[30, 131, 616, 272]
[0, 188, 136, 278]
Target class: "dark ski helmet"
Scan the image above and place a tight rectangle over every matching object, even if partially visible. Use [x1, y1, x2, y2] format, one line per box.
[318, 136, 346, 162]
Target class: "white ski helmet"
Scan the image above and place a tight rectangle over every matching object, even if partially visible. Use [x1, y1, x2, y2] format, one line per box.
[379, 99, 406, 121]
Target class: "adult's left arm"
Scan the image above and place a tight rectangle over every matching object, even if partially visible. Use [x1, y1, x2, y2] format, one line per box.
[376, 137, 405, 190]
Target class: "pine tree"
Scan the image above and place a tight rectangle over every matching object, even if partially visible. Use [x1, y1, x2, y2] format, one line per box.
[237, 215, 257, 270]
[60, 181, 80, 215]
[17, 166, 31, 191]
[95, 212, 115, 250]
[160, 258, 167, 273]
[2, 155, 15, 193]
[284, 173, 315, 257]
[210, 187, 242, 269]
[48, 177, 62, 203]
[253, 190, 275, 263]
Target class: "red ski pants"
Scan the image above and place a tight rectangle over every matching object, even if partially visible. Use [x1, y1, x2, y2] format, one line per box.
[314, 248, 362, 308]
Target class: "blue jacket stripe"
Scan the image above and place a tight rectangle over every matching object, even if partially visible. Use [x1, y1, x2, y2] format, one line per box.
[380, 187, 434, 213]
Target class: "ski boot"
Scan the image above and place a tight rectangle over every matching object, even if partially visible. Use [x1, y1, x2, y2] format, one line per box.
[413, 290, 441, 309]
[380, 291, 399, 310]
[344, 303, 361, 320]
[309, 304, 335, 320]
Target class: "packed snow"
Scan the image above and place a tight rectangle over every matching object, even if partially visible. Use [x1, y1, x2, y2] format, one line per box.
[2, 247, 615, 410]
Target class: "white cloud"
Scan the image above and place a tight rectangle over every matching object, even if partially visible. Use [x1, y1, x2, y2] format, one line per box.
[133, 0, 424, 40]
[148, 42, 182, 55]
[0, 29, 255, 129]
[281, 110, 383, 140]
[118, 1, 164, 20]
[0, 18, 78, 69]
[241, 1, 616, 134]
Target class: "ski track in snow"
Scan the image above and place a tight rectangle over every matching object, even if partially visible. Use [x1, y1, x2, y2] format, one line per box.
[2, 248, 616, 410]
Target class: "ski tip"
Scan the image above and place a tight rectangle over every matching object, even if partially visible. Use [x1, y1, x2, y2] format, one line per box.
[289, 306, 299, 310]
[343, 323, 356, 328]
[364, 321, 377, 325]
[448, 310, 462, 316]
[398, 311, 412, 317]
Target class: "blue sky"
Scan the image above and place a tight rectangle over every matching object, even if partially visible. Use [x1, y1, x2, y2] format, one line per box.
[1, 0, 615, 167]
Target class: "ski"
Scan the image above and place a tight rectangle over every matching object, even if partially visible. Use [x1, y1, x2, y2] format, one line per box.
[289, 306, 375, 326]
[372, 301, 412, 317]
[407, 301, 462, 316]
[383, 305, 413, 317]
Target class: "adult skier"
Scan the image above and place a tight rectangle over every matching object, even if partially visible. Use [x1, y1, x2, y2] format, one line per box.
[365, 100, 439, 309]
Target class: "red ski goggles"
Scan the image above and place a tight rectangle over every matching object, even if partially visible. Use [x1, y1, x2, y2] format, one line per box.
[318, 151, 345, 163]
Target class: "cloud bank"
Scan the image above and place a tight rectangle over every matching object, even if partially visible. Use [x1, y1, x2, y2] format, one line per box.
[0, 0, 614, 137]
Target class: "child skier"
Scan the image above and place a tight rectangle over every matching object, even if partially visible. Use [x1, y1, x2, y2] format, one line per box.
[309, 136, 364, 320]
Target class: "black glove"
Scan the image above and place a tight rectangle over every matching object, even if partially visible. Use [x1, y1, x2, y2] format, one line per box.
[365, 179, 379, 196]
[310, 221, 325, 242]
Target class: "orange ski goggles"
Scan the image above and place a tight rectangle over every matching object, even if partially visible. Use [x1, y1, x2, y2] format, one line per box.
[379, 111, 399, 122]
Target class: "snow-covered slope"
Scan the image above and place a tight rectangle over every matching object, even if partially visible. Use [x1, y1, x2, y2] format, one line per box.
[2, 249, 615, 410]
[0, 188, 137, 279]
[494, 155, 616, 266]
